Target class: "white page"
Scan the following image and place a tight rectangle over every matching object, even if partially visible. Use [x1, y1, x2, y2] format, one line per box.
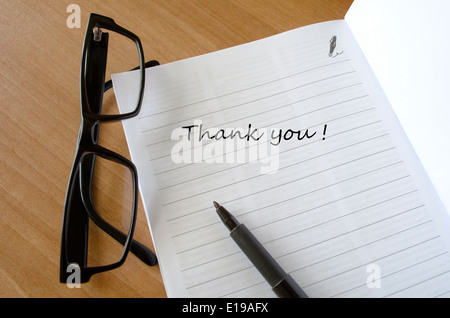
[346, 0, 450, 213]
[113, 20, 450, 297]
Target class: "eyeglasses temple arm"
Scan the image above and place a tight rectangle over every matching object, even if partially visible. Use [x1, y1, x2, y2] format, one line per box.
[104, 60, 159, 91]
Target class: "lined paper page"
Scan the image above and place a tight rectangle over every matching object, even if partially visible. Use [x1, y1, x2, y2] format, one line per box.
[113, 20, 450, 297]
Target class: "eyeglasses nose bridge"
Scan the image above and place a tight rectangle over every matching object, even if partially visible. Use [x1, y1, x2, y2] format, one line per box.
[79, 116, 100, 145]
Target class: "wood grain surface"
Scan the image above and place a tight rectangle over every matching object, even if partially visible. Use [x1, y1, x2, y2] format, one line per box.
[0, 0, 353, 297]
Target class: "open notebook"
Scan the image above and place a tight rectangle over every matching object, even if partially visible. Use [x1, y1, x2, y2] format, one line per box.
[112, 1, 450, 297]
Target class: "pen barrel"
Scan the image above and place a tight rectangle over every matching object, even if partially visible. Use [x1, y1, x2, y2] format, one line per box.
[272, 274, 308, 298]
[230, 224, 307, 298]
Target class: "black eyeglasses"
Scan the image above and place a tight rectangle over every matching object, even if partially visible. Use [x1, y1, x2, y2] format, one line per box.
[60, 13, 159, 284]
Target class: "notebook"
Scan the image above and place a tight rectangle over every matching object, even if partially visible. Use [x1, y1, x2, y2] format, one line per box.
[112, 1, 450, 297]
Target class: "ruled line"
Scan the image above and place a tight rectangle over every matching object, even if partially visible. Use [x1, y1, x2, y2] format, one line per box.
[162, 154, 403, 221]
[139, 59, 352, 121]
[150, 105, 375, 169]
[185, 216, 432, 291]
[140, 72, 358, 134]
[384, 269, 450, 298]
[173, 178, 415, 244]
[145, 93, 369, 148]
[331, 250, 448, 297]
[275, 204, 426, 260]
[160, 132, 388, 192]
[178, 189, 419, 270]
[167, 160, 405, 223]
[218, 234, 442, 298]
[303, 235, 442, 289]
[258, 189, 420, 237]
[163, 145, 396, 207]
[154, 119, 383, 177]
[174, 167, 408, 253]
[146, 86, 368, 162]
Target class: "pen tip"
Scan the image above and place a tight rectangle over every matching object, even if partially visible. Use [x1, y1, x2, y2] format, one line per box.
[213, 201, 220, 209]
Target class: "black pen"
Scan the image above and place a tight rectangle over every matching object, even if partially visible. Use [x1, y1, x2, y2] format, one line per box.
[213, 201, 308, 298]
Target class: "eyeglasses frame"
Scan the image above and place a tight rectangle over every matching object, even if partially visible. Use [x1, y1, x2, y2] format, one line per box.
[60, 13, 157, 284]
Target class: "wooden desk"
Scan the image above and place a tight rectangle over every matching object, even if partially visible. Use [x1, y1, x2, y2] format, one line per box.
[0, 0, 352, 297]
